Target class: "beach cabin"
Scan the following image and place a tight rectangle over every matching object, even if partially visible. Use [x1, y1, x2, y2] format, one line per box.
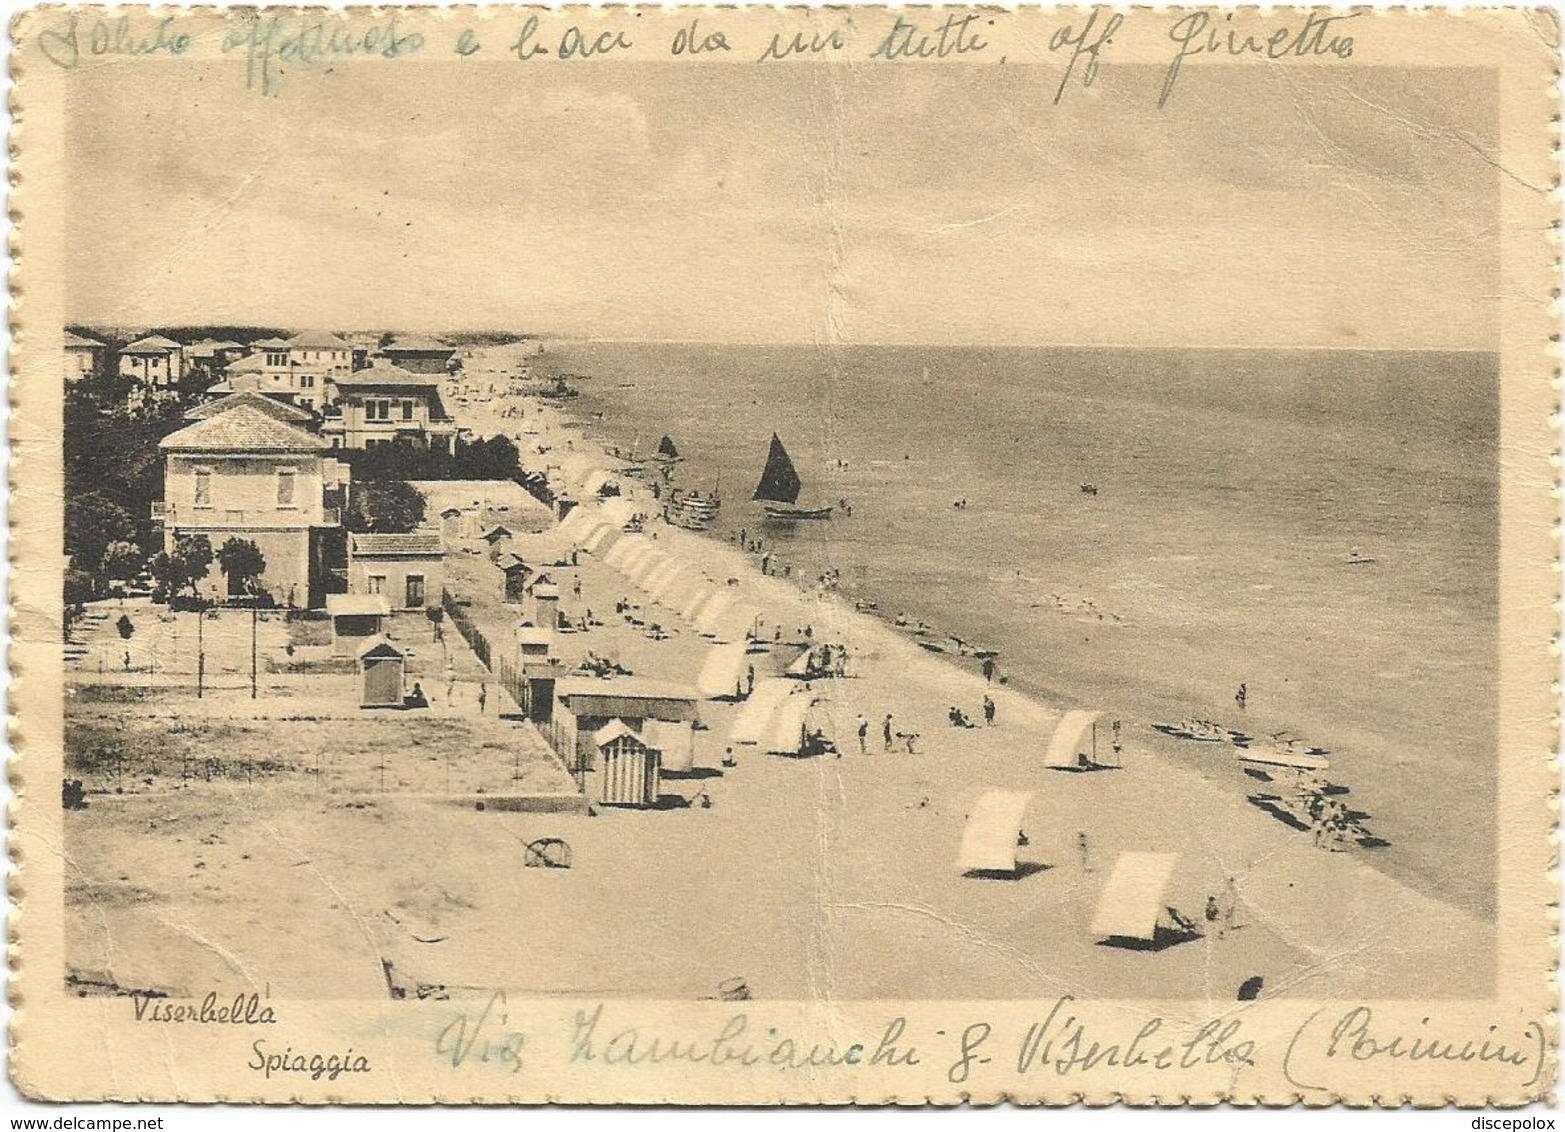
[957, 791, 1038, 877]
[532, 582, 561, 633]
[1044, 710, 1110, 770]
[728, 679, 797, 745]
[482, 525, 514, 561]
[1089, 853, 1190, 947]
[551, 678, 701, 772]
[499, 553, 533, 603]
[439, 507, 464, 540]
[643, 717, 696, 774]
[326, 593, 391, 657]
[593, 720, 661, 808]
[357, 638, 406, 708]
[696, 639, 752, 701]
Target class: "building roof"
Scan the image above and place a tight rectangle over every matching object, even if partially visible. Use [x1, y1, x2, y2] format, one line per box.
[159, 406, 329, 454]
[328, 363, 443, 388]
[225, 353, 272, 374]
[356, 636, 404, 660]
[382, 336, 455, 354]
[122, 335, 182, 354]
[481, 525, 513, 542]
[184, 389, 317, 424]
[497, 553, 532, 573]
[327, 593, 392, 618]
[251, 337, 292, 350]
[349, 532, 445, 557]
[592, 719, 651, 749]
[287, 330, 353, 350]
[557, 676, 700, 703]
[64, 330, 103, 349]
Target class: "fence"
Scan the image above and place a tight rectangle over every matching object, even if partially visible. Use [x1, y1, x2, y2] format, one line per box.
[441, 586, 491, 669]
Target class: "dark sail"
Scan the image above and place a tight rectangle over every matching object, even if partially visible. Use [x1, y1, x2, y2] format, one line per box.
[752, 433, 802, 504]
[657, 435, 680, 459]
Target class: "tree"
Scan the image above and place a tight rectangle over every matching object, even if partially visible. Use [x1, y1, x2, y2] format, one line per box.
[64, 492, 136, 583]
[99, 540, 144, 585]
[218, 538, 267, 597]
[343, 480, 427, 534]
[149, 534, 213, 603]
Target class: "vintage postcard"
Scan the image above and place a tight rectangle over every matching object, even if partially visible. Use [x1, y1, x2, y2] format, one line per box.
[6, 4, 1558, 1106]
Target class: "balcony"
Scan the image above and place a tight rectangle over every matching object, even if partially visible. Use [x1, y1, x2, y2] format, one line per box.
[148, 503, 339, 528]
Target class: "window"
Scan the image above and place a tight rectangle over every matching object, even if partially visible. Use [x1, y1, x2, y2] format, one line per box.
[366, 574, 385, 595]
[402, 400, 414, 421]
[276, 469, 296, 507]
[300, 375, 314, 388]
[366, 399, 391, 422]
[405, 574, 425, 608]
[193, 468, 212, 507]
[266, 352, 287, 367]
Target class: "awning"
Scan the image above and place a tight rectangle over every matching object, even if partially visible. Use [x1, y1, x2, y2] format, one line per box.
[326, 593, 391, 618]
[644, 718, 695, 773]
[1044, 709, 1102, 769]
[728, 678, 797, 745]
[696, 639, 751, 700]
[556, 506, 592, 540]
[1089, 852, 1179, 941]
[957, 791, 1035, 875]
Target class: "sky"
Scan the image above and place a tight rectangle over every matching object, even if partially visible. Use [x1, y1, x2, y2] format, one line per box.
[64, 61, 1500, 349]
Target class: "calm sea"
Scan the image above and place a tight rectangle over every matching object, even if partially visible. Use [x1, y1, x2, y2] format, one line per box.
[542, 342, 1499, 916]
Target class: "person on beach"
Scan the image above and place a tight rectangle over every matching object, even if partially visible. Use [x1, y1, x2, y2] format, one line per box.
[573, 576, 582, 599]
[1077, 831, 1092, 873]
[746, 665, 756, 697]
[981, 656, 996, 683]
[857, 715, 868, 754]
[478, 683, 488, 715]
[1235, 683, 1248, 711]
[760, 553, 772, 576]
[1205, 895, 1222, 937]
[983, 695, 995, 726]
[445, 665, 457, 706]
[883, 714, 894, 752]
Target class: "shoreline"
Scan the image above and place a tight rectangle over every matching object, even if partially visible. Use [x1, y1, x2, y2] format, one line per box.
[449, 344, 1496, 996]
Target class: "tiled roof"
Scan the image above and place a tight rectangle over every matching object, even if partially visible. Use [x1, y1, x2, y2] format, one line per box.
[184, 390, 316, 424]
[329, 363, 442, 387]
[349, 533, 445, 557]
[288, 330, 353, 349]
[122, 335, 182, 354]
[251, 337, 292, 350]
[225, 353, 271, 374]
[159, 405, 329, 453]
[64, 330, 103, 349]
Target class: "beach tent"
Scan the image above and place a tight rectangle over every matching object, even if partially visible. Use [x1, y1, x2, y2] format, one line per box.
[556, 506, 592, 541]
[696, 639, 751, 700]
[763, 694, 821, 756]
[619, 541, 655, 576]
[580, 522, 620, 556]
[705, 603, 759, 644]
[728, 678, 797, 745]
[681, 587, 718, 623]
[1233, 746, 1330, 773]
[627, 551, 668, 588]
[599, 497, 641, 528]
[956, 791, 1037, 876]
[643, 558, 682, 591]
[644, 717, 696, 774]
[1044, 709, 1104, 769]
[647, 564, 692, 605]
[580, 469, 619, 498]
[1089, 852, 1180, 942]
[603, 536, 638, 571]
[695, 592, 736, 637]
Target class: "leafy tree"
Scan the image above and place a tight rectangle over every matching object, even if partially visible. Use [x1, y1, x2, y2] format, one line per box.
[64, 492, 136, 583]
[99, 540, 144, 584]
[344, 481, 427, 534]
[149, 534, 213, 602]
[218, 538, 267, 597]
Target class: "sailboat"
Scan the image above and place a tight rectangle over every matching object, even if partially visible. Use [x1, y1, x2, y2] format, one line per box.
[753, 433, 832, 521]
[653, 435, 683, 463]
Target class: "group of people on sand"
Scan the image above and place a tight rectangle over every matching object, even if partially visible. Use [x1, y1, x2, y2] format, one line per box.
[947, 695, 996, 729]
[798, 644, 848, 681]
[1296, 778, 1360, 849]
[845, 713, 920, 756]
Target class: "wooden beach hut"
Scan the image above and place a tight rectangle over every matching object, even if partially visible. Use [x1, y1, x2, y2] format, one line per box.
[356, 638, 406, 709]
[481, 525, 514, 561]
[551, 678, 701, 770]
[1044, 709, 1107, 770]
[499, 553, 533, 603]
[957, 791, 1037, 877]
[326, 593, 391, 657]
[1089, 852, 1183, 944]
[593, 720, 661, 808]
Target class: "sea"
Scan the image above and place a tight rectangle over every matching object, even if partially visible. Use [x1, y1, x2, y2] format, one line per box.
[540, 342, 1499, 918]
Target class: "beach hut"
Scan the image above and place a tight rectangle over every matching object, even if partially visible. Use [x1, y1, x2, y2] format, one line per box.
[1089, 852, 1181, 943]
[763, 694, 826, 756]
[499, 554, 533, 603]
[552, 678, 701, 769]
[957, 791, 1037, 876]
[593, 719, 661, 808]
[326, 593, 391, 657]
[1044, 710, 1106, 770]
[729, 679, 796, 745]
[356, 638, 406, 709]
[696, 639, 751, 700]
[482, 525, 514, 561]
[643, 717, 696, 774]
[439, 506, 464, 540]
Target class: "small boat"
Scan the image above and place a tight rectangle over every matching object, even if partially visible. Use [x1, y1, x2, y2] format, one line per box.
[1345, 550, 1378, 567]
[666, 488, 721, 530]
[752, 433, 832, 521]
[1237, 744, 1331, 773]
[653, 435, 683, 464]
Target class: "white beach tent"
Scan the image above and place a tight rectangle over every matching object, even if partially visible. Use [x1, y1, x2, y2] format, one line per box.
[681, 587, 718, 623]
[706, 603, 759, 644]
[644, 718, 696, 774]
[599, 497, 642, 528]
[728, 678, 797, 745]
[556, 506, 592, 541]
[627, 551, 668, 588]
[1044, 710, 1104, 769]
[580, 522, 620, 556]
[956, 791, 1037, 876]
[615, 537, 655, 575]
[695, 592, 738, 637]
[647, 564, 692, 605]
[696, 639, 751, 700]
[662, 570, 706, 612]
[1089, 852, 1179, 942]
[580, 469, 619, 497]
[763, 693, 820, 755]
[603, 536, 638, 571]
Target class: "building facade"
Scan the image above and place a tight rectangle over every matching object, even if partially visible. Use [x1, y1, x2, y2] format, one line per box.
[321, 364, 462, 452]
[118, 335, 185, 390]
[376, 336, 458, 375]
[155, 404, 349, 608]
[63, 330, 103, 381]
[346, 533, 444, 611]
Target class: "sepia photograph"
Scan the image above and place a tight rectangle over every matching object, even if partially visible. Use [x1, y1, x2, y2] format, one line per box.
[8, 4, 1557, 1107]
